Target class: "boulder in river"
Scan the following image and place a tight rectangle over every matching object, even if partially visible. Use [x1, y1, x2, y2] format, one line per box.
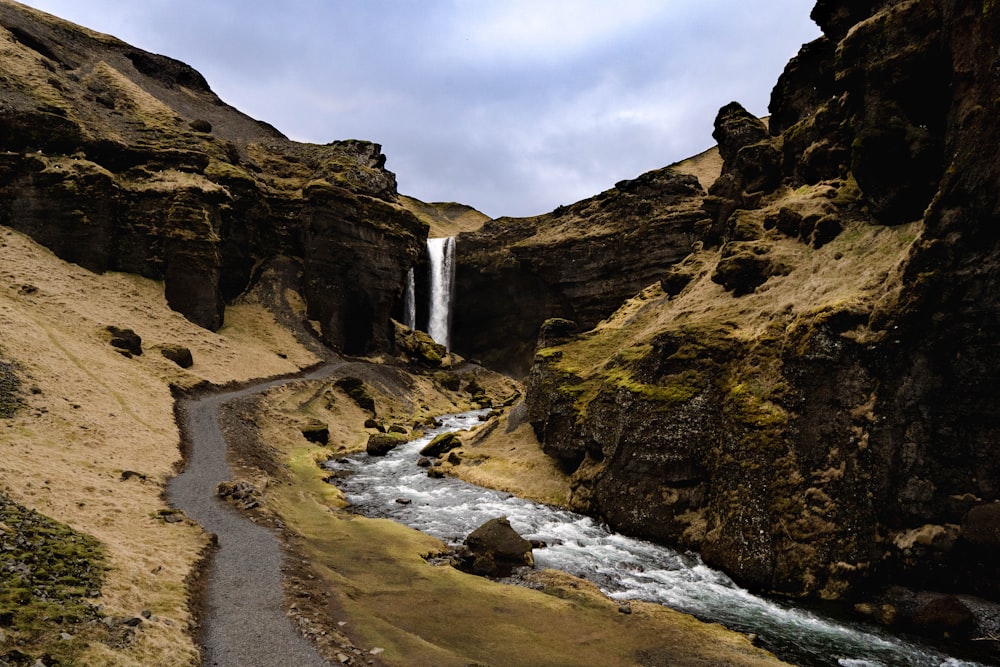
[366, 432, 407, 457]
[457, 516, 534, 577]
[419, 432, 461, 458]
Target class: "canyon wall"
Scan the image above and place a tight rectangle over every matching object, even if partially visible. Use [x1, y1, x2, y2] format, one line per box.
[0, 1, 425, 355]
[524, 0, 1000, 609]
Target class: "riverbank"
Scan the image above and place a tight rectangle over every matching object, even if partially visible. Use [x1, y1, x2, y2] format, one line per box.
[224, 359, 789, 666]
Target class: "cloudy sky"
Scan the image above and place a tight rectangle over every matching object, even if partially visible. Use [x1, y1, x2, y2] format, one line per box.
[20, 1, 819, 218]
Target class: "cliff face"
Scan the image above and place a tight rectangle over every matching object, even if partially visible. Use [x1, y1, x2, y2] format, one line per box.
[453, 169, 705, 375]
[525, 0, 1000, 608]
[0, 0, 425, 354]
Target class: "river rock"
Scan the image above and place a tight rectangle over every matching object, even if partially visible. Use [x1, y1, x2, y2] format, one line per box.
[419, 432, 461, 458]
[366, 433, 407, 457]
[910, 596, 977, 640]
[458, 516, 534, 577]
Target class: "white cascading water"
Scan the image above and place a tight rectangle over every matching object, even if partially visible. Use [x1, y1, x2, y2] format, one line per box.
[403, 267, 416, 330]
[427, 236, 456, 350]
[325, 410, 989, 667]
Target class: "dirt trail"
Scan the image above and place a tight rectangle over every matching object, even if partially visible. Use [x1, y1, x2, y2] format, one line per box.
[168, 364, 342, 667]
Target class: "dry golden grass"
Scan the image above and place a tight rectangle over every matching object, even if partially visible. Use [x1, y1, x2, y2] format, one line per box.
[0, 226, 318, 665]
[446, 407, 572, 508]
[397, 195, 490, 237]
[669, 145, 723, 190]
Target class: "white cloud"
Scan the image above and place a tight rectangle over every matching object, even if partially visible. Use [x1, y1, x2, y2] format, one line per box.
[444, 0, 671, 63]
[15, 0, 820, 218]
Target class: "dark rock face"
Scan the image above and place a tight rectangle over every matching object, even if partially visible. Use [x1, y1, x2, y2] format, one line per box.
[0, 3, 425, 354]
[454, 168, 705, 375]
[106, 326, 142, 357]
[299, 418, 329, 445]
[524, 0, 1000, 620]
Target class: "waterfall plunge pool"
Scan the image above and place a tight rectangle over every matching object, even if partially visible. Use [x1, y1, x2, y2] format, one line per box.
[323, 410, 989, 667]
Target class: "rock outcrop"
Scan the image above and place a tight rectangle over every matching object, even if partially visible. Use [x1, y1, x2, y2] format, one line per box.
[525, 0, 1000, 622]
[0, 1, 426, 354]
[453, 168, 705, 375]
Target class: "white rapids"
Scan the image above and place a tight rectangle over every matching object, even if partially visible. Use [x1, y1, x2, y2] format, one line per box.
[324, 410, 988, 667]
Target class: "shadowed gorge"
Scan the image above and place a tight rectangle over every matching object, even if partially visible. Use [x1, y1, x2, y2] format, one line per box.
[1, 0, 999, 665]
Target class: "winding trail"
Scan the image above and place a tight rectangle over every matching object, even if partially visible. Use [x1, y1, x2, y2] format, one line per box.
[168, 364, 342, 667]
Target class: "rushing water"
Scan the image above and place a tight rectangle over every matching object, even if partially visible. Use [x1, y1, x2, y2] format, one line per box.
[403, 267, 416, 330]
[427, 236, 456, 350]
[324, 410, 989, 667]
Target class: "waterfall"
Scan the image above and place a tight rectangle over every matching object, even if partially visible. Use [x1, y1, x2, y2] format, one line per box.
[427, 236, 455, 350]
[403, 267, 416, 330]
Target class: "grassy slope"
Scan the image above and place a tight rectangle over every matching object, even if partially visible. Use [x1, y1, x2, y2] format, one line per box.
[0, 226, 318, 665]
[540, 180, 921, 403]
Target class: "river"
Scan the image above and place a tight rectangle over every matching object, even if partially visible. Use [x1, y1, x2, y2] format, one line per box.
[324, 409, 989, 667]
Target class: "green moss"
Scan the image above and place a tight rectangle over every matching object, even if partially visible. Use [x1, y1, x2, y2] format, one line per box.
[204, 158, 255, 186]
[612, 344, 652, 364]
[0, 493, 107, 663]
[0, 354, 23, 419]
[601, 368, 703, 406]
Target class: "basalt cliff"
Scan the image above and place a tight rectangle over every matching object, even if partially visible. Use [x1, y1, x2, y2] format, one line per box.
[0, 0, 438, 357]
[516, 0, 1000, 622]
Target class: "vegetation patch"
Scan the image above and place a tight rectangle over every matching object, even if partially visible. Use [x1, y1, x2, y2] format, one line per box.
[0, 353, 23, 418]
[0, 493, 107, 665]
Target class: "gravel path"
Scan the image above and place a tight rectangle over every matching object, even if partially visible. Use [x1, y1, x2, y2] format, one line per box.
[168, 365, 341, 667]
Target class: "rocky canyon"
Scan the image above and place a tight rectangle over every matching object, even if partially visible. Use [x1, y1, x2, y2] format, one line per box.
[1, 0, 999, 665]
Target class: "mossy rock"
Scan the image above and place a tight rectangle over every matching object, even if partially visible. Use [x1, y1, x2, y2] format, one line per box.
[434, 372, 461, 392]
[537, 318, 579, 347]
[711, 242, 790, 296]
[394, 321, 446, 366]
[419, 432, 462, 458]
[458, 517, 534, 577]
[366, 433, 408, 456]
